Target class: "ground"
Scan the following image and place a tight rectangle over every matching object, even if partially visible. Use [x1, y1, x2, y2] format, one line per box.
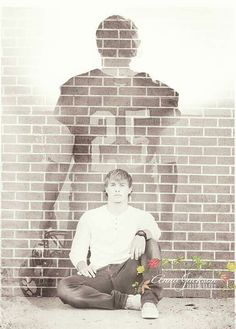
[0, 297, 235, 329]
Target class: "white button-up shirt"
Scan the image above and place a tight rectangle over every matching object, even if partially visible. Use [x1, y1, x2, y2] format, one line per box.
[69, 205, 161, 270]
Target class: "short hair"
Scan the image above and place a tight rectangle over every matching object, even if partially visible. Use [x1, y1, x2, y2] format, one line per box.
[96, 15, 140, 58]
[104, 168, 133, 188]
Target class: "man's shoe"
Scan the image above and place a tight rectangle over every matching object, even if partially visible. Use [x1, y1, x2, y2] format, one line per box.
[125, 294, 141, 310]
[141, 302, 159, 319]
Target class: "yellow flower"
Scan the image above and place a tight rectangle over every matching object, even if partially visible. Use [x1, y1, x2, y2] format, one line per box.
[137, 265, 145, 274]
[226, 262, 236, 272]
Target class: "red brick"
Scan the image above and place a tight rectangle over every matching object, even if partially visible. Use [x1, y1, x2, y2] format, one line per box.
[104, 39, 131, 48]
[205, 128, 231, 136]
[177, 147, 202, 155]
[161, 137, 188, 146]
[203, 185, 230, 193]
[4, 125, 30, 134]
[174, 223, 201, 231]
[217, 195, 234, 203]
[2, 172, 16, 181]
[218, 176, 234, 184]
[162, 251, 185, 259]
[187, 251, 214, 260]
[204, 147, 231, 156]
[1, 228, 15, 238]
[176, 128, 203, 136]
[18, 96, 45, 105]
[177, 185, 202, 193]
[215, 251, 234, 260]
[1, 249, 13, 257]
[2, 163, 30, 172]
[174, 242, 201, 250]
[17, 154, 43, 162]
[172, 214, 188, 221]
[203, 204, 231, 213]
[161, 232, 186, 240]
[146, 87, 174, 96]
[90, 87, 118, 95]
[75, 77, 103, 85]
[190, 175, 216, 184]
[189, 156, 216, 165]
[160, 97, 178, 107]
[159, 242, 172, 250]
[203, 223, 230, 231]
[203, 166, 229, 174]
[2, 239, 28, 248]
[2, 220, 28, 229]
[96, 30, 118, 38]
[132, 97, 159, 107]
[219, 118, 234, 127]
[104, 96, 131, 106]
[218, 137, 234, 146]
[189, 195, 216, 203]
[189, 214, 216, 222]
[190, 118, 217, 126]
[2, 191, 15, 200]
[2, 200, 29, 210]
[131, 193, 158, 202]
[4, 86, 31, 95]
[15, 230, 40, 239]
[203, 242, 230, 250]
[87, 202, 104, 210]
[17, 173, 44, 181]
[103, 20, 132, 29]
[74, 193, 101, 201]
[218, 156, 234, 165]
[174, 204, 202, 213]
[4, 144, 31, 153]
[18, 116, 45, 124]
[188, 233, 215, 241]
[216, 233, 234, 241]
[118, 87, 146, 96]
[158, 222, 173, 231]
[60, 86, 89, 95]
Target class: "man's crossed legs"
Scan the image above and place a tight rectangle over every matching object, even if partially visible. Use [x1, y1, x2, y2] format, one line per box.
[57, 239, 162, 318]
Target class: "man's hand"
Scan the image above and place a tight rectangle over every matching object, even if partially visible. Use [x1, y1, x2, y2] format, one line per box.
[76, 261, 97, 278]
[130, 235, 146, 260]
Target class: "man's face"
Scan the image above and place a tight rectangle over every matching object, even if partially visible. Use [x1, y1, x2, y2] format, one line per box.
[105, 178, 132, 204]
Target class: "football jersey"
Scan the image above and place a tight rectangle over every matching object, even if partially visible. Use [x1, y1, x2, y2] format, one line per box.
[54, 68, 180, 221]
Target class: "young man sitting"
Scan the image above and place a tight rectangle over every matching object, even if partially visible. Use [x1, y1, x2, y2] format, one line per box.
[57, 169, 163, 319]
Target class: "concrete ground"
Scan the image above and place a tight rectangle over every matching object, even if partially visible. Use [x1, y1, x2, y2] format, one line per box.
[0, 297, 235, 329]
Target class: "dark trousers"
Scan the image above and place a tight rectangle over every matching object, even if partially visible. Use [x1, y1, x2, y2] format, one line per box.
[57, 239, 162, 309]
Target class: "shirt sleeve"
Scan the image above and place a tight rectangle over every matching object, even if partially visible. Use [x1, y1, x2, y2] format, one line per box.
[69, 213, 91, 269]
[53, 77, 75, 131]
[137, 212, 161, 242]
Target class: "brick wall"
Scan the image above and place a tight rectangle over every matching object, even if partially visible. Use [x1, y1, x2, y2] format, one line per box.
[1, 8, 235, 298]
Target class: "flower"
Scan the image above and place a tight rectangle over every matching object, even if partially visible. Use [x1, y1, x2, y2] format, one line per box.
[226, 262, 236, 272]
[220, 273, 230, 283]
[147, 258, 160, 269]
[137, 265, 145, 274]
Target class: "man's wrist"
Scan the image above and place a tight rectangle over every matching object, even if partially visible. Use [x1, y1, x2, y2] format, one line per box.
[135, 230, 147, 241]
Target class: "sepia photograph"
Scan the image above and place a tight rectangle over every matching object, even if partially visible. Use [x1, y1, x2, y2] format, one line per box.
[1, 0, 235, 328]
